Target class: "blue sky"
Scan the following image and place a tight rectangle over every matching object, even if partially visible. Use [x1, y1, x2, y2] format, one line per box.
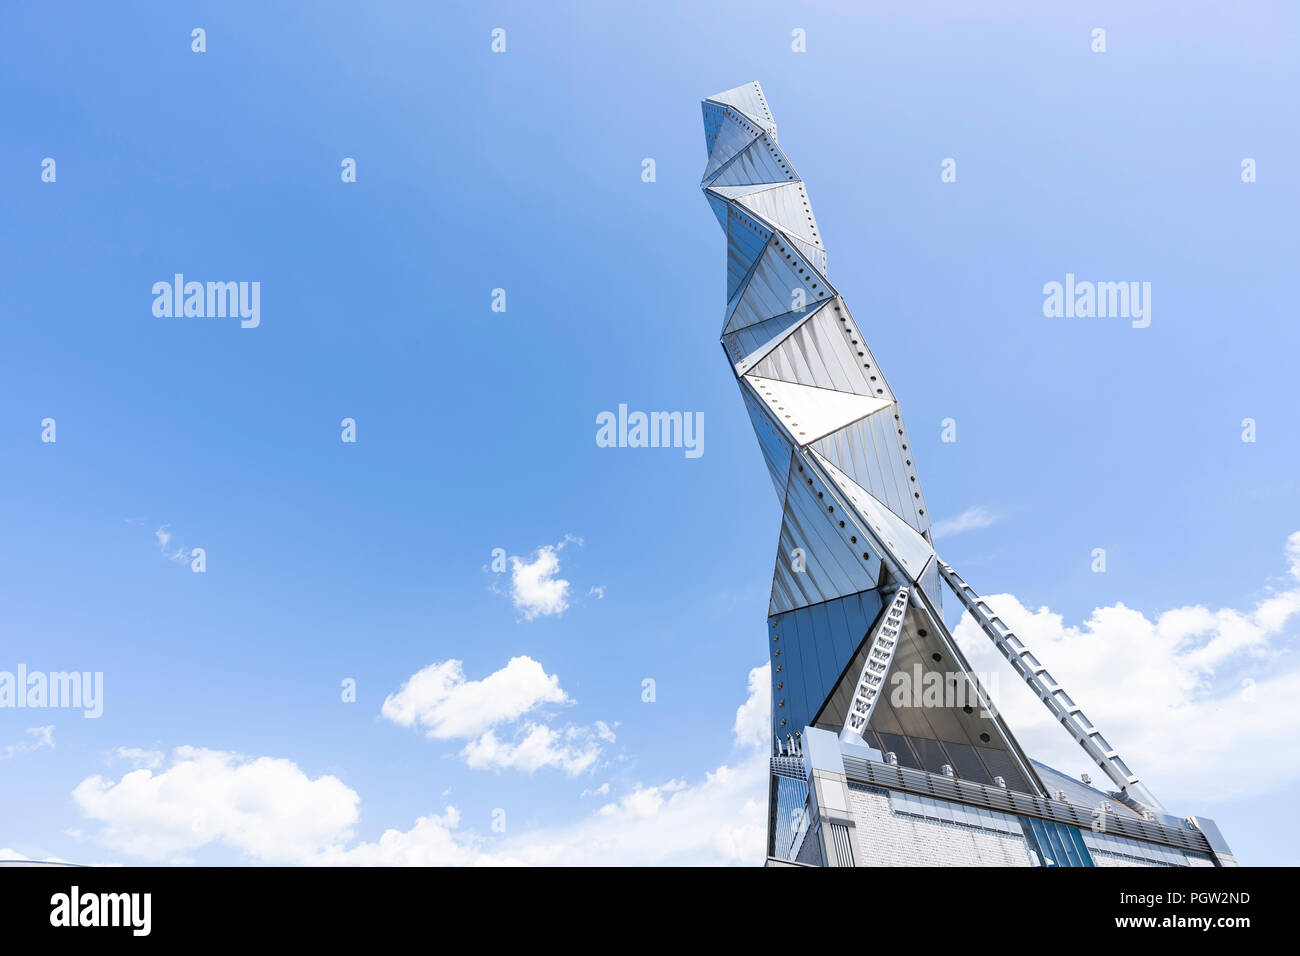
[2, 1, 1297, 865]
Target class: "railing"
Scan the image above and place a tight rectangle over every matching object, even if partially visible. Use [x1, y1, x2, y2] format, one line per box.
[771, 754, 806, 780]
[841, 754, 1210, 855]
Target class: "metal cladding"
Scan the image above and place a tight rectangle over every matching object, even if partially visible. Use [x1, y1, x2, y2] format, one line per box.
[702, 81, 960, 741]
[701, 82, 1164, 812]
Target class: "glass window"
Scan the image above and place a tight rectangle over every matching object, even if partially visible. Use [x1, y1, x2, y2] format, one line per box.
[1019, 817, 1095, 867]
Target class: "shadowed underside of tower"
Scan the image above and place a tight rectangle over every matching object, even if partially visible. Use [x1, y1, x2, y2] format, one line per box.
[701, 82, 1236, 868]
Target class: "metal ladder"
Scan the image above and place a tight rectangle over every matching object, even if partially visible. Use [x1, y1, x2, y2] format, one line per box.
[841, 588, 909, 742]
[937, 562, 1163, 812]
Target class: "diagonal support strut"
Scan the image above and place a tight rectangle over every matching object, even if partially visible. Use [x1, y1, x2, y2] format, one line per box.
[840, 587, 909, 743]
[937, 561, 1164, 813]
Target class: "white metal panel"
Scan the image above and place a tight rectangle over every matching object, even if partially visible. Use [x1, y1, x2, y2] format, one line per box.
[787, 234, 828, 276]
[704, 81, 778, 138]
[708, 182, 787, 201]
[822, 299, 895, 400]
[770, 456, 881, 615]
[722, 304, 821, 374]
[724, 240, 833, 333]
[740, 382, 795, 501]
[811, 407, 929, 536]
[738, 181, 824, 250]
[751, 297, 890, 399]
[745, 375, 892, 445]
[710, 134, 797, 187]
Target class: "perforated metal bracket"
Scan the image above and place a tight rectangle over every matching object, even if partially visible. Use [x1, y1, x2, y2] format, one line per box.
[840, 587, 909, 743]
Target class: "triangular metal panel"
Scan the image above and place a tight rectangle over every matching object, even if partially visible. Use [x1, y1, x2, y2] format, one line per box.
[750, 297, 892, 399]
[737, 181, 823, 251]
[702, 110, 761, 183]
[724, 239, 833, 334]
[702, 100, 728, 156]
[708, 183, 787, 201]
[745, 376, 893, 446]
[917, 553, 943, 614]
[710, 134, 797, 188]
[706, 191, 730, 232]
[787, 234, 828, 277]
[704, 81, 778, 138]
[769, 452, 883, 615]
[725, 211, 773, 303]
[739, 381, 795, 502]
[813, 452, 934, 580]
[810, 407, 930, 536]
[721, 302, 826, 375]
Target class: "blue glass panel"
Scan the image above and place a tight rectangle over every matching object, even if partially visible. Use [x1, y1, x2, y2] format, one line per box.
[769, 589, 883, 733]
[771, 775, 809, 861]
[1068, 826, 1096, 867]
[1019, 817, 1095, 867]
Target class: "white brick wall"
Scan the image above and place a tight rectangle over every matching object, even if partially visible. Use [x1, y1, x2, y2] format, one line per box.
[1090, 849, 1216, 868]
[1091, 850, 1160, 867]
[849, 786, 1031, 867]
[847, 784, 1205, 868]
[1084, 827, 1210, 867]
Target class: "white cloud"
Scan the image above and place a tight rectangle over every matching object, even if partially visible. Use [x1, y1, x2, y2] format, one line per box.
[732, 664, 772, 751]
[381, 656, 568, 741]
[953, 531, 1300, 805]
[462, 723, 602, 776]
[72, 666, 772, 866]
[381, 656, 612, 776]
[932, 505, 998, 538]
[508, 538, 580, 620]
[72, 747, 360, 864]
[318, 664, 771, 866]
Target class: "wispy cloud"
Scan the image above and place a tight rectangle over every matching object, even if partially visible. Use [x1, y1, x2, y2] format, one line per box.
[931, 506, 998, 538]
[2, 725, 54, 760]
[113, 747, 163, 770]
[154, 525, 188, 563]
